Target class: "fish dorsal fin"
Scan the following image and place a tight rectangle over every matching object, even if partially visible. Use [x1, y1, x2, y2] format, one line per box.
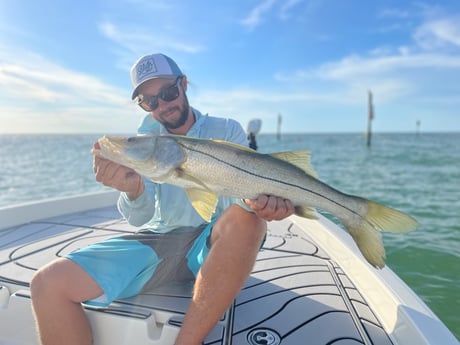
[270, 151, 318, 178]
[214, 138, 318, 178]
[172, 134, 257, 153]
[211, 139, 257, 153]
[185, 189, 219, 223]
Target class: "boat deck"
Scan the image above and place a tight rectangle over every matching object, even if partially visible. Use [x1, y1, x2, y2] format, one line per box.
[1, 203, 393, 344]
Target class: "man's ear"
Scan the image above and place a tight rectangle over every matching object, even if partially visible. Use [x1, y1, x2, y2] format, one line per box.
[181, 75, 188, 91]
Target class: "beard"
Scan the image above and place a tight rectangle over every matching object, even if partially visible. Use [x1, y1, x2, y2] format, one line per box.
[159, 95, 190, 131]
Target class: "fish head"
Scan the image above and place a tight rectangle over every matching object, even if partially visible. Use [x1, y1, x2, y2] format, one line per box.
[93, 135, 184, 181]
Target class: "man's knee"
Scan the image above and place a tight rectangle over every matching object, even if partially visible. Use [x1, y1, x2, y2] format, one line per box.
[211, 205, 267, 247]
[30, 258, 72, 301]
[30, 267, 51, 301]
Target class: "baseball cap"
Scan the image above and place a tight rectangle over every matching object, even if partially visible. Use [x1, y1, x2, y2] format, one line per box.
[130, 53, 183, 99]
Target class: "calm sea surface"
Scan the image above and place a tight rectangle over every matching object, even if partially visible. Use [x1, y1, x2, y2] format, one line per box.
[1, 132, 459, 339]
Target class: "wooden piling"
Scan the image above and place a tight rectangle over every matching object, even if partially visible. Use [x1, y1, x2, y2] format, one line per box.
[366, 91, 374, 147]
[277, 113, 282, 141]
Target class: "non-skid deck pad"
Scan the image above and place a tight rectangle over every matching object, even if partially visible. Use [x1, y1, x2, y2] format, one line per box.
[0, 205, 393, 344]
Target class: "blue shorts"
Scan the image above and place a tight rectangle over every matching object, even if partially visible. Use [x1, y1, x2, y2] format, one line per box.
[66, 221, 215, 307]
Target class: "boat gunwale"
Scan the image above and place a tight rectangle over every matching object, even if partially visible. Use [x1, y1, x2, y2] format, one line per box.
[291, 214, 458, 345]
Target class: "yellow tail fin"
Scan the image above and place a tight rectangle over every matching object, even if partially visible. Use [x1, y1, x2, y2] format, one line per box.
[347, 200, 417, 268]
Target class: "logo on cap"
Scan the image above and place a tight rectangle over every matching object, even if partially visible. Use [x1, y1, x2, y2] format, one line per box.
[137, 58, 157, 79]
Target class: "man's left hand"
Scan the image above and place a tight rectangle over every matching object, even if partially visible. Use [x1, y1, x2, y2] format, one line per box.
[244, 195, 295, 221]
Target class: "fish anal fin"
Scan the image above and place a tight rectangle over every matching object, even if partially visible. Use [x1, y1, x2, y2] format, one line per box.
[270, 151, 318, 178]
[294, 206, 318, 219]
[185, 189, 219, 223]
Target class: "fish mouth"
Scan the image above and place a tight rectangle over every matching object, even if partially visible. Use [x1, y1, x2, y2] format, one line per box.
[93, 136, 154, 168]
[92, 136, 127, 162]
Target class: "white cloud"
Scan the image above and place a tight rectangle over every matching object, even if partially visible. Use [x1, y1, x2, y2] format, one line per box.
[312, 53, 460, 81]
[240, 0, 277, 29]
[0, 44, 139, 133]
[279, 0, 304, 20]
[1, 46, 127, 104]
[275, 50, 460, 106]
[99, 22, 204, 54]
[380, 8, 411, 19]
[414, 15, 460, 49]
[240, 0, 306, 28]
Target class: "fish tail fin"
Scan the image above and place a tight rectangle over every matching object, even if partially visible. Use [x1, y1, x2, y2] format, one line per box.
[347, 199, 418, 269]
[365, 200, 418, 233]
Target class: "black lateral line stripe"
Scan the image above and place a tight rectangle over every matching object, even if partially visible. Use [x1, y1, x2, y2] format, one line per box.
[181, 143, 365, 221]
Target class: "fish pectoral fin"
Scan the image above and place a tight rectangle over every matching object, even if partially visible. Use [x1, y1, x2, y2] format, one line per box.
[185, 189, 219, 223]
[294, 206, 318, 219]
[270, 151, 319, 178]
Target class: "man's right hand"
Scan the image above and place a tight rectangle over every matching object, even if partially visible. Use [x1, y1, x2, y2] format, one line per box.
[93, 152, 144, 201]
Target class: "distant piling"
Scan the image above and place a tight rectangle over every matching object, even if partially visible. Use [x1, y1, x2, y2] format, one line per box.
[277, 113, 282, 141]
[366, 91, 374, 147]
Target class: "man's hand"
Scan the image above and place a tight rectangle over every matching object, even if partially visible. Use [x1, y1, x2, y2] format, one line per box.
[244, 195, 295, 221]
[93, 145, 144, 200]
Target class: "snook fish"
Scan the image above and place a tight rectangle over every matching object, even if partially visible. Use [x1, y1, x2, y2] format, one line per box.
[93, 134, 417, 268]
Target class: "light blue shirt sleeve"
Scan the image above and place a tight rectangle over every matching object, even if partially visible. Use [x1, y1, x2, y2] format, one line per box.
[117, 177, 155, 227]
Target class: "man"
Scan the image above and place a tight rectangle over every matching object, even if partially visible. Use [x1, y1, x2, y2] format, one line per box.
[30, 53, 294, 345]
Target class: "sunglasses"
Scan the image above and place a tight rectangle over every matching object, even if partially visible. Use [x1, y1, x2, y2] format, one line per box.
[136, 77, 182, 112]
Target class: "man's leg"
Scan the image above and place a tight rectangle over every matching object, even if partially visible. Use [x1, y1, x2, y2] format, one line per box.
[175, 205, 266, 345]
[30, 258, 103, 345]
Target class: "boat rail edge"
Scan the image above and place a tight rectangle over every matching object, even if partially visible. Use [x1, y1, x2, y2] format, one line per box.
[0, 190, 119, 230]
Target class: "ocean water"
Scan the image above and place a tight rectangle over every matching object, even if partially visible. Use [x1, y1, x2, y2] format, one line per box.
[0, 132, 459, 339]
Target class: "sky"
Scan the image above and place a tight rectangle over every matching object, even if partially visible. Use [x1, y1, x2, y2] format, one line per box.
[1, 0, 460, 134]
